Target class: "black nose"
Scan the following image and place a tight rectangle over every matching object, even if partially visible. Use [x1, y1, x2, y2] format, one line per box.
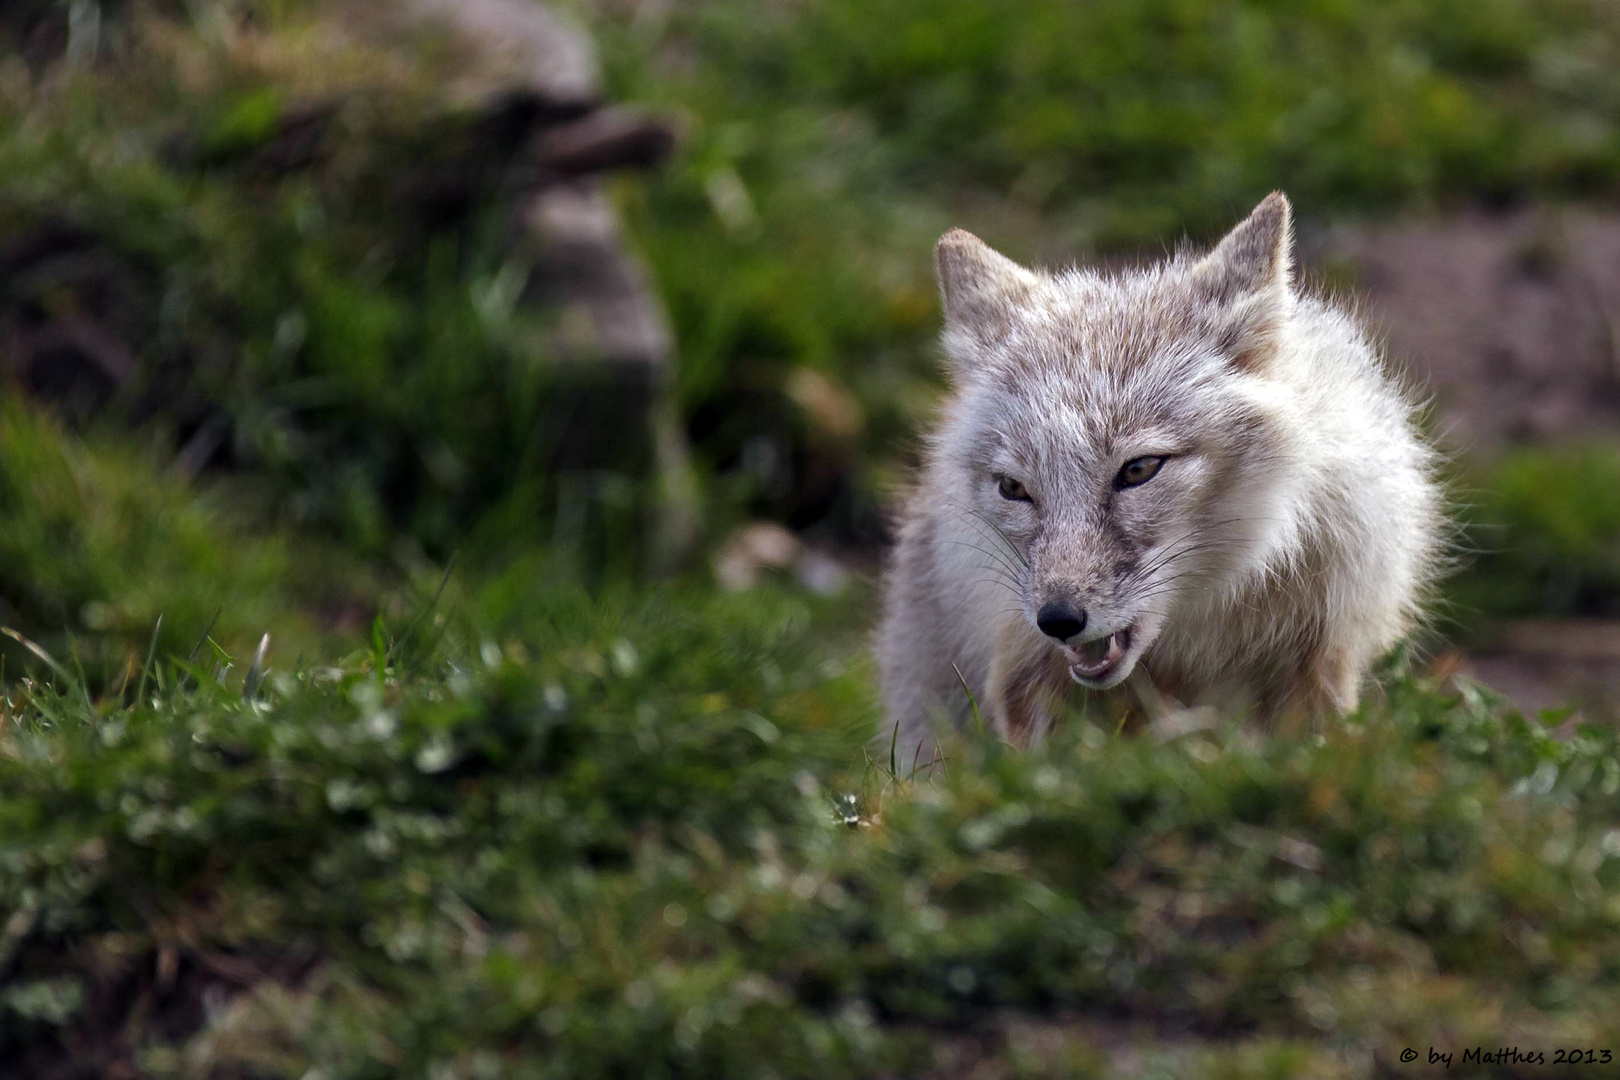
[1036, 600, 1087, 642]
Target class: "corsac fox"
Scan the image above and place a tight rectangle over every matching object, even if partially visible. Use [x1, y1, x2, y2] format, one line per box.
[878, 193, 1444, 768]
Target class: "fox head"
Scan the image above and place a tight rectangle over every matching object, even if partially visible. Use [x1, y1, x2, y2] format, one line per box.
[931, 193, 1312, 690]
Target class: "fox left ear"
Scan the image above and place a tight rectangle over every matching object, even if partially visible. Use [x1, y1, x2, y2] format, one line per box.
[1193, 192, 1294, 371]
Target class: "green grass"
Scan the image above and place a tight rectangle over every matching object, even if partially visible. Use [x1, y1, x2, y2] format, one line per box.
[0, 402, 370, 688]
[1451, 444, 1620, 623]
[607, 0, 1620, 238]
[3, 602, 1620, 1077]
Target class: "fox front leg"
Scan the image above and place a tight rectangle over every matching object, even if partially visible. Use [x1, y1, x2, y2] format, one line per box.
[1127, 667, 1221, 741]
[986, 627, 1069, 748]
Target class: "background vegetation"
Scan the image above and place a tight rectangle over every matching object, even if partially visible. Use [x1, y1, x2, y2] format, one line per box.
[4, 0, 1620, 1075]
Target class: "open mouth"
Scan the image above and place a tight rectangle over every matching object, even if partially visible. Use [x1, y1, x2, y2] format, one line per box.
[1066, 628, 1133, 684]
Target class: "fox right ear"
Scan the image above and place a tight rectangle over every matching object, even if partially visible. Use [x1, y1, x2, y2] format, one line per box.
[936, 229, 1037, 362]
[1193, 192, 1293, 305]
[1191, 192, 1295, 372]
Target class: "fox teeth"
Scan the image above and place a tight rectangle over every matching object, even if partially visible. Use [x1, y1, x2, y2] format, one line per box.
[1069, 629, 1132, 681]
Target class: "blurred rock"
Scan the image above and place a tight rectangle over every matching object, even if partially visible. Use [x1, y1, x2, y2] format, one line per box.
[715, 523, 801, 592]
[522, 183, 673, 383]
[395, 0, 600, 110]
[396, 0, 693, 564]
[786, 368, 865, 445]
[527, 108, 677, 178]
[714, 522, 851, 596]
[794, 548, 852, 597]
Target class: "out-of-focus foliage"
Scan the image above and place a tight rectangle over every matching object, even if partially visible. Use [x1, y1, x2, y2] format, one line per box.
[0, 2, 629, 561]
[0, 402, 359, 684]
[2, 609, 1619, 1076]
[1453, 444, 1620, 621]
[592, 0, 1620, 522]
[10, 0, 1620, 550]
[711, 0, 1620, 230]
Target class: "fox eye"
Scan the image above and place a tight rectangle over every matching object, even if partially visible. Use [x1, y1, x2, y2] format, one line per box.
[996, 474, 1032, 502]
[1116, 456, 1167, 489]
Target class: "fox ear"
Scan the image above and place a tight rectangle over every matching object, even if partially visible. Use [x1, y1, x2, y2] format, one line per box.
[935, 229, 1037, 362]
[1195, 191, 1293, 301]
[1193, 192, 1294, 370]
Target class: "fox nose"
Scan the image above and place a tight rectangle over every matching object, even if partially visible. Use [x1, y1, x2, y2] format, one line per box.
[1036, 600, 1087, 642]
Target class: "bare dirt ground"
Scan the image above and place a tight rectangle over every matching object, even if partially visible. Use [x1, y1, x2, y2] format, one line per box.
[1320, 207, 1620, 451]
[1320, 207, 1620, 714]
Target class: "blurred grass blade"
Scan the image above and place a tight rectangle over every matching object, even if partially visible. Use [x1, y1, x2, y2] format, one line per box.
[385, 553, 457, 671]
[186, 608, 223, 666]
[135, 614, 163, 707]
[243, 633, 271, 700]
[2, 627, 71, 683]
[3, 626, 92, 708]
[952, 663, 984, 736]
